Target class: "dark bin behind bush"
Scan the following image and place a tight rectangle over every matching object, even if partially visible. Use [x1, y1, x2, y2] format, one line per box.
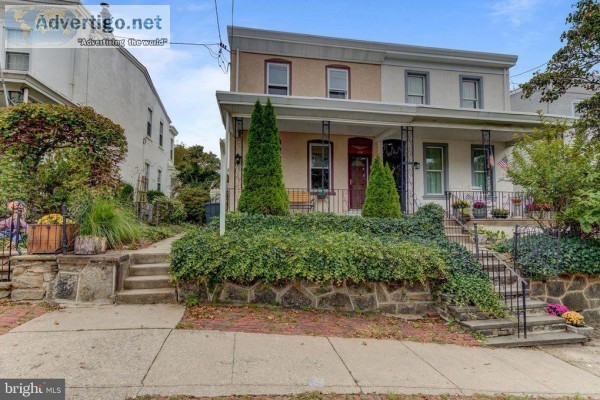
[204, 202, 220, 223]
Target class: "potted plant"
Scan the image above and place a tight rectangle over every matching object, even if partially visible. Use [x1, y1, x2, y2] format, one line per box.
[472, 201, 487, 218]
[28, 213, 79, 254]
[562, 311, 594, 339]
[491, 208, 510, 219]
[485, 229, 506, 245]
[451, 199, 470, 218]
[511, 197, 523, 217]
[472, 225, 487, 244]
[458, 209, 472, 223]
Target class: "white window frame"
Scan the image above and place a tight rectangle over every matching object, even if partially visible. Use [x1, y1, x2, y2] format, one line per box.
[460, 76, 483, 109]
[266, 62, 290, 95]
[6, 52, 29, 71]
[308, 142, 332, 190]
[424, 145, 445, 196]
[159, 121, 164, 148]
[327, 68, 348, 99]
[406, 72, 428, 104]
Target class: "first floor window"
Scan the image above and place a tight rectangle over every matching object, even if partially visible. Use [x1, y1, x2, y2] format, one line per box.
[157, 169, 162, 192]
[145, 163, 150, 182]
[327, 68, 349, 99]
[472, 146, 494, 190]
[6, 52, 29, 71]
[267, 62, 290, 95]
[309, 141, 331, 190]
[424, 145, 444, 195]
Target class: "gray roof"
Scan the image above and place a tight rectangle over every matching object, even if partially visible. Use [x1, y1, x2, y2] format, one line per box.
[228, 26, 518, 68]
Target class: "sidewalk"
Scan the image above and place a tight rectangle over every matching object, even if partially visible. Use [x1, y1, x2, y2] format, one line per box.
[1, 305, 599, 400]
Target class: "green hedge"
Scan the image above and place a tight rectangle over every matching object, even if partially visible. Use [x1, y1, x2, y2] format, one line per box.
[494, 235, 600, 278]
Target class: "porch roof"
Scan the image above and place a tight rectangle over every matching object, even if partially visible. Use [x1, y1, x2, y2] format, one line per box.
[217, 92, 570, 140]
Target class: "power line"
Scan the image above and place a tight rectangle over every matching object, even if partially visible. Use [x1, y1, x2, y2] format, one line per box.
[214, 0, 223, 45]
[511, 62, 548, 78]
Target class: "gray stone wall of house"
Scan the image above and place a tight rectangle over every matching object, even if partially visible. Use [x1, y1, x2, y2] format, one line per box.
[8, 254, 130, 304]
[178, 280, 435, 315]
[529, 275, 600, 324]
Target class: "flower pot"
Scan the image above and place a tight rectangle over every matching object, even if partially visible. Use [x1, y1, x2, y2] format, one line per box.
[27, 224, 79, 254]
[566, 324, 594, 340]
[472, 208, 487, 218]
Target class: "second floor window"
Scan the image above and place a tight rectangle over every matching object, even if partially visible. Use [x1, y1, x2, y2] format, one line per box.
[159, 121, 164, 147]
[6, 52, 29, 71]
[406, 72, 427, 104]
[327, 68, 349, 99]
[157, 169, 162, 192]
[170, 138, 174, 161]
[461, 77, 482, 109]
[147, 108, 153, 137]
[266, 62, 289, 95]
[309, 141, 332, 190]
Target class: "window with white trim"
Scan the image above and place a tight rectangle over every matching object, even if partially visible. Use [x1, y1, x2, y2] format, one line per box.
[461, 77, 481, 109]
[424, 145, 444, 195]
[407, 73, 427, 104]
[159, 121, 164, 147]
[6, 52, 29, 71]
[309, 142, 331, 190]
[266, 62, 289, 95]
[327, 68, 348, 99]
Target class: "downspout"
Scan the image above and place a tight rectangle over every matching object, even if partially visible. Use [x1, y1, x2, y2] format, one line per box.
[503, 67, 510, 110]
[235, 48, 239, 92]
[219, 112, 231, 236]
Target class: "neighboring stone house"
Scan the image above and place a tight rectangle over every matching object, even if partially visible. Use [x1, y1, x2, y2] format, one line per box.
[510, 85, 595, 118]
[0, 0, 177, 196]
[217, 26, 550, 215]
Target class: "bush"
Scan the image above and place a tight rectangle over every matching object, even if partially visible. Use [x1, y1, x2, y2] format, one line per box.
[118, 182, 134, 204]
[171, 228, 449, 286]
[146, 190, 165, 204]
[177, 186, 210, 223]
[495, 235, 600, 278]
[362, 155, 402, 218]
[153, 197, 186, 225]
[442, 273, 506, 318]
[73, 196, 143, 248]
[238, 100, 289, 215]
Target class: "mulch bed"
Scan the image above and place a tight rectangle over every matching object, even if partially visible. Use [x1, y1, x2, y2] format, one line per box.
[132, 392, 588, 400]
[0, 300, 51, 335]
[179, 304, 479, 346]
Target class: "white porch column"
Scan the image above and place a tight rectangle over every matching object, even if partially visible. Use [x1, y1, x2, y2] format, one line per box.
[219, 112, 231, 236]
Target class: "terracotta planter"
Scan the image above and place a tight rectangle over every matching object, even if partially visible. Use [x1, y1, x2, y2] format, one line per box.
[27, 224, 79, 254]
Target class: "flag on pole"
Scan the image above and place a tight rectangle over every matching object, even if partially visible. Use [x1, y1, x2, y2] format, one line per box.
[498, 156, 509, 170]
[488, 151, 495, 167]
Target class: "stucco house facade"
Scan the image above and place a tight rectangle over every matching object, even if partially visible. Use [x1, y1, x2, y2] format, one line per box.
[0, 0, 177, 196]
[217, 27, 552, 215]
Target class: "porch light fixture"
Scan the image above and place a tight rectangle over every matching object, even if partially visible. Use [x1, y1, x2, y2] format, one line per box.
[413, 162, 420, 170]
[234, 153, 242, 165]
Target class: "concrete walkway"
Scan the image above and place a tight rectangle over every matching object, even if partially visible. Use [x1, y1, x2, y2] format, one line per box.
[1, 305, 600, 400]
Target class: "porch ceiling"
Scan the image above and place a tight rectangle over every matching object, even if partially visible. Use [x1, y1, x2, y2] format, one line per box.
[217, 92, 569, 140]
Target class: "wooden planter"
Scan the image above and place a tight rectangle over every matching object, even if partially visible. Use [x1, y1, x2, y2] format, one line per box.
[27, 224, 79, 254]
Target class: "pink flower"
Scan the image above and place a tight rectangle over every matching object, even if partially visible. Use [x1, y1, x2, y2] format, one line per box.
[547, 303, 569, 316]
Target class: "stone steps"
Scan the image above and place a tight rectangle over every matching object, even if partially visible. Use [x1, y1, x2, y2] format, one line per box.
[460, 314, 566, 337]
[446, 299, 548, 322]
[116, 288, 176, 304]
[484, 331, 588, 347]
[116, 253, 176, 304]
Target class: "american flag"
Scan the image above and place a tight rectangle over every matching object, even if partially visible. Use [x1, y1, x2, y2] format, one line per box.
[498, 156, 509, 170]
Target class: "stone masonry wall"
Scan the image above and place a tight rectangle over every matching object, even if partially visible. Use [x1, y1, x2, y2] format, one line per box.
[529, 275, 600, 324]
[10, 255, 58, 301]
[178, 280, 435, 315]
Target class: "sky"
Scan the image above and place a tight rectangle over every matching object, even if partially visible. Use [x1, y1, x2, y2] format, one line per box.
[82, 0, 574, 154]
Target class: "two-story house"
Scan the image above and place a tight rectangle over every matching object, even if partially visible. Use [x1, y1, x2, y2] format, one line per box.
[0, 0, 178, 196]
[217, 26, 546, 215]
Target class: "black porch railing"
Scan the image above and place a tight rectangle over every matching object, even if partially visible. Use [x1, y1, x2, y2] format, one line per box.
[445, 190, 538, 219]
[444, 215, 529, 338]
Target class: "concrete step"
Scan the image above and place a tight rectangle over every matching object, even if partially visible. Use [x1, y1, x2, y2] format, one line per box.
[461, 314, 566, 337]
[447, 299, 547, 321]
[124, 275, 171, 290]
[129, 263, 169, 276]
[485, 331, 588, 348]
[116, 288, 176, 304]
[131, 253, 169, 265]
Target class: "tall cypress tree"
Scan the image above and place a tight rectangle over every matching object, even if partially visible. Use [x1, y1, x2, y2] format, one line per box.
[238, 99, 289, 215]
[362, 155, 402, 218]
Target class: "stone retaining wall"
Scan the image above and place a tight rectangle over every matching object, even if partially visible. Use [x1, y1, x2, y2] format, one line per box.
[8, 254, 129, 304]
[178, 280, 435, 315]
[529, 275, 600, 324]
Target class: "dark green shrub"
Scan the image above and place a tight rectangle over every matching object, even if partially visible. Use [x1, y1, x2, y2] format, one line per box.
[238, 100, 289, 215]
[362, 155, 401, 218]
[153, 197, 186, 224]
[495, 235, 600, 278]
[442, 273, 506, 318]
[177, 186, 210, 223]
[146, 190, 165, 204]
[118, 182, 134, 204]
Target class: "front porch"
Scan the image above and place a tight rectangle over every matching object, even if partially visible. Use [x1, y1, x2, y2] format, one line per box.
[217, 92, 544, 216]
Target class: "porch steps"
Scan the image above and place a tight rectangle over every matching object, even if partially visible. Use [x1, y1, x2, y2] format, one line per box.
[443, 218, 588, 347]
[116, 253, 176, 304]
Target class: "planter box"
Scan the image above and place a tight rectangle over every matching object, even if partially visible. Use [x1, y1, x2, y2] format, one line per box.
[27, 224, 79, 254]
[472, 208, 487, 218]
[74, 236, 107, 255]
[566, 324, 594, 340]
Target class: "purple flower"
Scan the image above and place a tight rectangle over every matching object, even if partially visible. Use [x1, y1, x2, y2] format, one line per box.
[547, 303, 569, 316]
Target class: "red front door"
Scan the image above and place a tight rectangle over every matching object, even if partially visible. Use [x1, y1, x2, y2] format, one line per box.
[349, 155, 369, 209]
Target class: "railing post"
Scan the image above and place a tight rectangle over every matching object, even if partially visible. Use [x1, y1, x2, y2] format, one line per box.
[61, 203, 68, 255]
[521, 279, 528, 339]
[474, 222, 479, 258]
[513, 224, 519, 266]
